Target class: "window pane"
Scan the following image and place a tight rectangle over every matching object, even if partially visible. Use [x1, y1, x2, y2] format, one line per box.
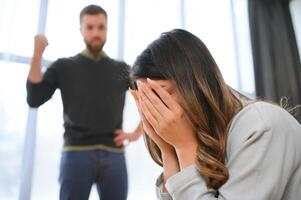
[0, 61, 29, 200]
[30, 91, 63, 200]
[185, 0, 238, 89]
[124, 0, 181, 65]
[0, 0, 40, 56]
[232, 0, 255, 95]
[44, 0, 119, 60]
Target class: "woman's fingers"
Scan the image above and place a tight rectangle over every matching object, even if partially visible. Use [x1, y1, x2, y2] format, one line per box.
[132, 89, 158, 133]
[138, 92, 159, 128]
[131, 88, 171, 149]
[146, 78, 179, 111]
[138, 81, 171, 116]
[139, 104, 169, 149]
[139, 88, 164, 123]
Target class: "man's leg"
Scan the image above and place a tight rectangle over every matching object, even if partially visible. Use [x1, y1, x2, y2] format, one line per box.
[96, 150, 128, 200]
[59, 151, 96, 200]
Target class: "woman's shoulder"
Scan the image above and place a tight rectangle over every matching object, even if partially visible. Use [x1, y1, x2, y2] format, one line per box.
[248, 101, 298, 127]
[230, 101, 299, 131]
[227, 101, 301, 155]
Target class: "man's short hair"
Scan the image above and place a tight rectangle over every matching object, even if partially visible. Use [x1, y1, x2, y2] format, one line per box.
[80, 5, 107, 23]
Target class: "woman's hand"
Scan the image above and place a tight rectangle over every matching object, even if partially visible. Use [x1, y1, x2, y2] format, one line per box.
[137, 79, 198, 169]
[130, 89, 174, 154]
[137, 79, 198, 152]
[131, 88, 180, 189]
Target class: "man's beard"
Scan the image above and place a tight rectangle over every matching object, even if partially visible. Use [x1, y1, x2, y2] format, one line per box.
[84, 38, 105, 54]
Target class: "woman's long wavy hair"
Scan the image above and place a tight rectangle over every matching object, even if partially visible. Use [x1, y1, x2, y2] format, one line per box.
[130, 29, 243, 189]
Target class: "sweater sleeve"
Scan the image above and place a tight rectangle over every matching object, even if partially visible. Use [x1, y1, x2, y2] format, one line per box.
[155, 102, 301, 200]
[156, 173, 173, 200]
[26, 60, 60, 108]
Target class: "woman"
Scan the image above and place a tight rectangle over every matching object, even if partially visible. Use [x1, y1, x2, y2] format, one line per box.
[129, 29, 301, 199]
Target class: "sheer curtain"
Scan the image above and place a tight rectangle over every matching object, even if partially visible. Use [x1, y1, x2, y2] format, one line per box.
[0, 0, 253, 200]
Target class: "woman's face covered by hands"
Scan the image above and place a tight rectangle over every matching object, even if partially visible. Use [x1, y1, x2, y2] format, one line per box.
[130, 78, 197, 152]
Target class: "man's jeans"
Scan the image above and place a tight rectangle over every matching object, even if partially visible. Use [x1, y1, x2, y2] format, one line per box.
[59, 149, 128, 200]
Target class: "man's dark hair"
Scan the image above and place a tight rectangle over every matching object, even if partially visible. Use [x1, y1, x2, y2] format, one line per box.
[80, 5, 107, 23]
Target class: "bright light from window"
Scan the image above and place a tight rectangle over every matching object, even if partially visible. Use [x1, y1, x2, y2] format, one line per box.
[0, 0, 39, 56]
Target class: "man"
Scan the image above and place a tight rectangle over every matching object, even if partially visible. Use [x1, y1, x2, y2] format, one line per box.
[26, 5, 142, 200]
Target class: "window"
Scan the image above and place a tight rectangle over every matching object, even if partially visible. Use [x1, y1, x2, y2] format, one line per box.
[0, 1, 254, 199]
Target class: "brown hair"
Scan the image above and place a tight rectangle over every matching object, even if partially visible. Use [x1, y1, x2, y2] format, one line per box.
[80, 5, 107, 24]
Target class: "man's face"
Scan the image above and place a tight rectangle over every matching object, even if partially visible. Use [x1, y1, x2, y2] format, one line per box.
[80, 13, 107, 53]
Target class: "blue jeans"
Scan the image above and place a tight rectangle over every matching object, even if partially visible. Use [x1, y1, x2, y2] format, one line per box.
[59, 149, 128, 200]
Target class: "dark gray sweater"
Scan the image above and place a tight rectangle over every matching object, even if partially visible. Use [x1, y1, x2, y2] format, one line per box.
[26, 54, 129, 148]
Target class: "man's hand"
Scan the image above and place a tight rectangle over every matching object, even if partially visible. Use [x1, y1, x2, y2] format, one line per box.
[34, 34, 48, 57]
[114, 129, 141, 147]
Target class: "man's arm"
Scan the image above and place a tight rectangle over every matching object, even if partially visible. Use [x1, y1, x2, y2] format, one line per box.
[26, 35, 58, 108]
